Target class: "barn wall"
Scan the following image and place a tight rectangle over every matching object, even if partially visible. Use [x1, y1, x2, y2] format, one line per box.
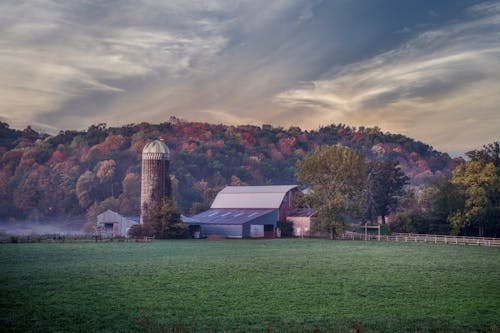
[242, 210, 279, 238]
[278, 188, 298, 221]
[97, 210, 138, 237]
[201, 224, 243, 237]
[286, 216, 312, 237]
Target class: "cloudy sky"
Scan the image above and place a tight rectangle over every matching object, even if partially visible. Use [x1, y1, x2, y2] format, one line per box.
[1, 0, 499, 155]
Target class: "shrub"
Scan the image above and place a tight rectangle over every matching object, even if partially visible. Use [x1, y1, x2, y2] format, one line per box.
[277, 221, 294, 237]
[128, 224, 155, 238]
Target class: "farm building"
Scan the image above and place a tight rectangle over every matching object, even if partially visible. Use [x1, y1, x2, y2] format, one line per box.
[184, 185, 299, 238]
[140, 139, 170, 224]
[286, 208, 316, 237]
[96, 210, 139, 237]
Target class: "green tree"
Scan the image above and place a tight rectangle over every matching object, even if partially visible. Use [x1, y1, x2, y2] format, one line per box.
[392, 210, 429, 234]
[297, 145, 365, 238]
[426, 179, 463, 234]
[144, 198, 189, 239]
[365, 160, 409, 224]
[466, 141, 500, 167]
[449, 161, 500, 236]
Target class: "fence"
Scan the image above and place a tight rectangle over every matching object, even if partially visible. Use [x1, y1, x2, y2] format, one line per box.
[339, 231, 500, 247]
[391, 233, 500, 247]
[0, 233, 134, 244]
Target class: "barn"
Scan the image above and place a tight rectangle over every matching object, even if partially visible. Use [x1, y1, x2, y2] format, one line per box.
[96, 210, 139, 237]
[184, 185, 298, 238]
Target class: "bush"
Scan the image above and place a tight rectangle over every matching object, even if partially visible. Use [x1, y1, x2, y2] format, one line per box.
[128, 224, 155, 238]
[391, 211, 429, 234]
[277, 221, 294, 237]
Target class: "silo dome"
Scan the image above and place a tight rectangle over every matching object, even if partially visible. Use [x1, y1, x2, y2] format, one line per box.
[142, 140, 170, 160]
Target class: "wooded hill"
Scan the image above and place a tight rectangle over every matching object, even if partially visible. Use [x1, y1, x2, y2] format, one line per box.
[0, 118, 461, 222]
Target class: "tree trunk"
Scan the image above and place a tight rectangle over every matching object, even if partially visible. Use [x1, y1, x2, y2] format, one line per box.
[381, 214, 386, 224]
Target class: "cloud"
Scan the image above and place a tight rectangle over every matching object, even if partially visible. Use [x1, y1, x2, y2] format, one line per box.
[0, 0, 229, 129]
[0, 0, 498, 155]
[275, 2, 500, 154]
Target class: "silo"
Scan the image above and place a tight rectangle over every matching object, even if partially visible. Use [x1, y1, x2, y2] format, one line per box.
[140, 139, 170, 224]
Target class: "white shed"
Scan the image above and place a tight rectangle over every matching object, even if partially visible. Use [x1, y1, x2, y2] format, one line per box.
[96, 210, 139, 237]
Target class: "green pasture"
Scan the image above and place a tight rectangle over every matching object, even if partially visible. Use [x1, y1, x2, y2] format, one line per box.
[1, 239, 499, 332]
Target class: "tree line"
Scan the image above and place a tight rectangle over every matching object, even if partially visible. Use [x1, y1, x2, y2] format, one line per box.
[297, 142, 500, 237]
[0, 119, 458, 226]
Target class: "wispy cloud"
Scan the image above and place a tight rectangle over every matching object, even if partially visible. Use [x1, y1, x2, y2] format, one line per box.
[0, 0, 229, 128]
[0, 0, 498, 155]
[275, 2, 500, 154]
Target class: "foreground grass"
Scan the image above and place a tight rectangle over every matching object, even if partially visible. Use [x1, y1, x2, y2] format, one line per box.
[1, 239, 499, 332]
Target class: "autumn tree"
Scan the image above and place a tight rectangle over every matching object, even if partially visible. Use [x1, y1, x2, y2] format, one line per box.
[364, 160, 409, 224]
[144, 198, 189, 239]
[76, 170, 98, 209]
[449, 161, 500, 236]
[119, 172, 141, 215]
[297, 145, 366, 238]
[95, 159, 117, 198]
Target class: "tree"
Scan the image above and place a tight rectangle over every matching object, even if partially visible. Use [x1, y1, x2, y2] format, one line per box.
[364, 160, 409, 224]
[391, 211, 429, 234]
[119, 172, 140, 215]
[466, 141, 500, 167]
[76, 170, 98, 209]
[425, 178, 463, 234]
[297, 145, 365, 238]
[144, 198, 189, 239]
[449, 161, 500, 236]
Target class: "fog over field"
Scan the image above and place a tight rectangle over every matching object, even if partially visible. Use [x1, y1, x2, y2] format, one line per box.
[0, 220, 84, 236]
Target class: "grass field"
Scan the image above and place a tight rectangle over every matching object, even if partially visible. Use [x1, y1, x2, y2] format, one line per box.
[1, 239, 499, 332]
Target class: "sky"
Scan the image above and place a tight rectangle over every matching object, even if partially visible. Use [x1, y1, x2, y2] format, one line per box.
[1, 0, 499, 156]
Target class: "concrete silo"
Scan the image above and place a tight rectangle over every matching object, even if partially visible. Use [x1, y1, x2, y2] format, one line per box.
[140, 139, 170, 224]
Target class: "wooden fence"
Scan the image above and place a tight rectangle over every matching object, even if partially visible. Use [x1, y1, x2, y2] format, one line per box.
[340, 231, 500, 247]
[0, 234, 135, 243]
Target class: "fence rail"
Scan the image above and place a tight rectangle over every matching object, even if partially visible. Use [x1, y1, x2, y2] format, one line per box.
[0, 234, 134, 243]
[340, 231, 500, 247]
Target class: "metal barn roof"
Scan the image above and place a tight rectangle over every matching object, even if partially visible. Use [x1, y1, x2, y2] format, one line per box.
[184, 208, 277, 225]
[287, 208, 316, 217]
[211, 185, 298, 209]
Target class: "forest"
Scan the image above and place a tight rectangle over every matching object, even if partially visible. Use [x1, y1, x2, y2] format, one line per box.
[2, 117, 496, 236]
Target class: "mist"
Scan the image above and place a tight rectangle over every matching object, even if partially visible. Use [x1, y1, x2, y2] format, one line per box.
[0, 220, 85, 236]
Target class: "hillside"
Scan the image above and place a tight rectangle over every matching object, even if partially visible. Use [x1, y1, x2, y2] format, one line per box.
[0, 119, 461, 221]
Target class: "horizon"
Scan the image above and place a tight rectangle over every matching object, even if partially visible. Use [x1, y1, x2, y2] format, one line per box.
[1, 1, 499, 157]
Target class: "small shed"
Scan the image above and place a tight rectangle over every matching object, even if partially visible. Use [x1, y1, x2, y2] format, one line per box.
[96, 210, 139, 237]
[286, 208, 316, 237]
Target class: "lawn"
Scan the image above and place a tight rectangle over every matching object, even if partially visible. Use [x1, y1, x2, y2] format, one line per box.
[1, 239, 499, 332]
